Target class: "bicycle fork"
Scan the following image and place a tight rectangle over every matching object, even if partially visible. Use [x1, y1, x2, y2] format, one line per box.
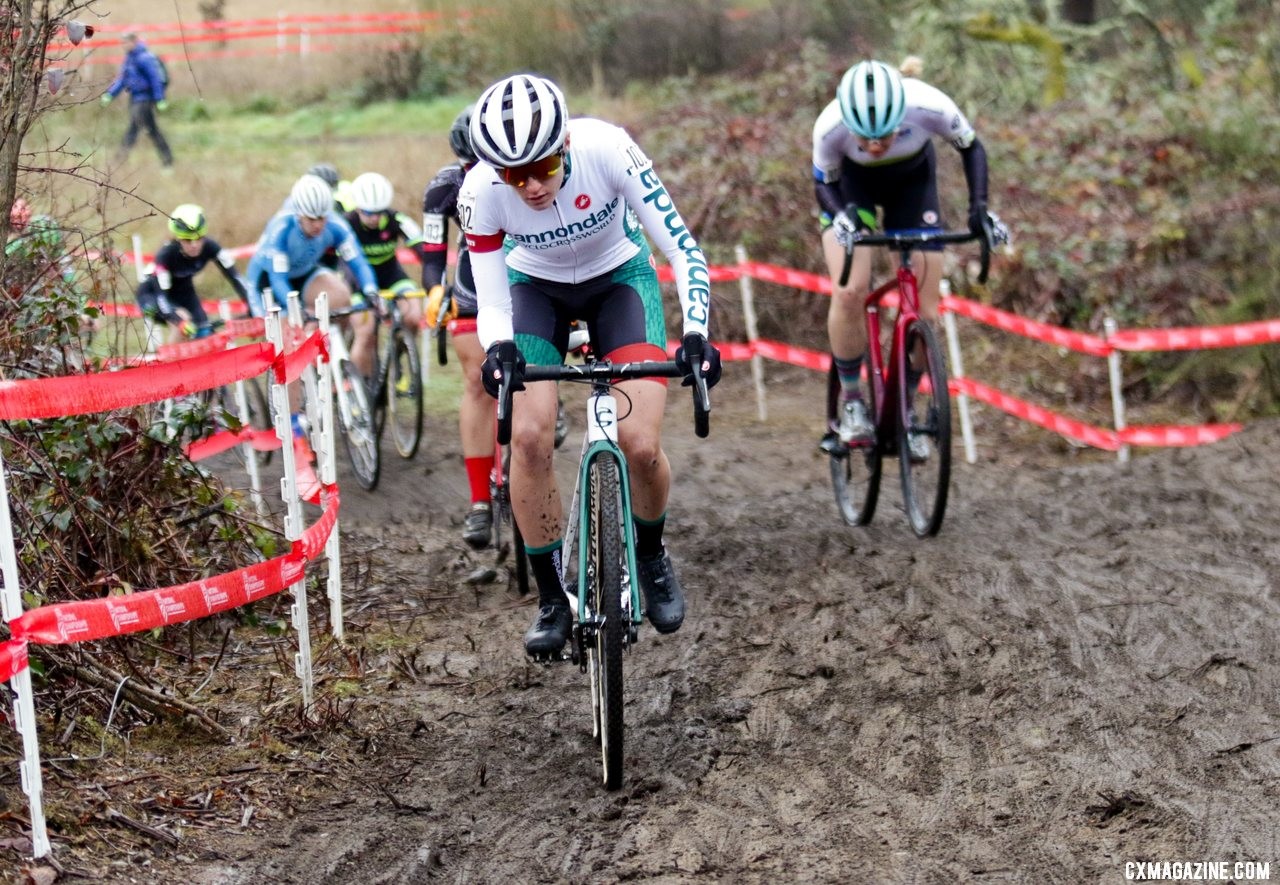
[564, 387, 642, 670]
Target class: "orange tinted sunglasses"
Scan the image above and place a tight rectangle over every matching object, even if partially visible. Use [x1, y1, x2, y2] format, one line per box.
[500, 152, 563, 188]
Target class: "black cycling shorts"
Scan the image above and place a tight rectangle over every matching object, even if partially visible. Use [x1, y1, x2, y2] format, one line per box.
[839, 142, 945, 250]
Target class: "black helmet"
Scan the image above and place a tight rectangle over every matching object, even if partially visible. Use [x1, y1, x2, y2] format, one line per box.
[306, 162, 340, 188]
[449, 104, 477, 165]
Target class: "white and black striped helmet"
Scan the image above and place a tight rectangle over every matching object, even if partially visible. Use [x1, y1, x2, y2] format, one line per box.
[469, 74, 568, 168]
[838, 60, 907, 140]
[290, 174, 334, 218]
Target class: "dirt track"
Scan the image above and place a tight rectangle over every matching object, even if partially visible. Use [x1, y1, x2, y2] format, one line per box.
[12, 364, 1280, 883]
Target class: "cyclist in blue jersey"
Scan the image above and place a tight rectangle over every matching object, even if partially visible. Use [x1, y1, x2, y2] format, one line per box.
[100, 32, 172, 167]
[461, 74, 722, 658]
[247, 174, 381, 377]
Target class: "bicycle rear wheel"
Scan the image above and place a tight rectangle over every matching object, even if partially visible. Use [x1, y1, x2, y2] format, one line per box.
[218, 377, 273, 467]
[826, 363, 881, 526]
[386, 327, 424, 459]
[898, 319, 952, 537]
[337, 359, 381, 491]
[586, 456, 625, 790]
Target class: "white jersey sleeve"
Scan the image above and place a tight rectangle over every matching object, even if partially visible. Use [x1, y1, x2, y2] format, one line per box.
[614, 128, 711, 339]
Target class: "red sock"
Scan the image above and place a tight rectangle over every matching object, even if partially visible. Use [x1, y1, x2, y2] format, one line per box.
[464, 456, 494, 505]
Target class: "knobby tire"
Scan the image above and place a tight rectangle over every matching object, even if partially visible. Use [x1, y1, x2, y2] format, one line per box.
[826, 363, 881, 526]
[337, 358, 380, 491]
[899, 320, 951, 537]
[387, 327, 424, 459]
[588, 456, 625, 790]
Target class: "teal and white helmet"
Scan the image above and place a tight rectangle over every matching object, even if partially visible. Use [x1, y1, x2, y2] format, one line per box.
[837, 60, 907, 140]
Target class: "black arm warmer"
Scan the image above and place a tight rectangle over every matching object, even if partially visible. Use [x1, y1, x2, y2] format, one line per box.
[815, 180, 847, 219]
[958, 138, 989, 209]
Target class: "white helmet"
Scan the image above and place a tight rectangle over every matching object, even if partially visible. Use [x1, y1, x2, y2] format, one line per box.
[290, 174, 333, 218]
[838, 60, 907, 140]
[469, 74, 568, 168]
[351, 172, 394, 213]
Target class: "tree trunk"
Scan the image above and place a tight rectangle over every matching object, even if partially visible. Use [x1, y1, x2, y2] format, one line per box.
[1060, 0, 1096, 24]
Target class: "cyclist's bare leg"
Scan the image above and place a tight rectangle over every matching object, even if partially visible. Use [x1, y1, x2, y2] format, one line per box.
[398, 296, 424, 332]
[304, 270, 375, 378]
[615, 378, 670, 521]
[456, 331, 494, 463]
[509, 381, 563, 549]
[823, 228, 873, 361]
[910, 249, 944, 372]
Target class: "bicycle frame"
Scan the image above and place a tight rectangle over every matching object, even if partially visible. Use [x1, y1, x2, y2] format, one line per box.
[863, 253, 924, 451]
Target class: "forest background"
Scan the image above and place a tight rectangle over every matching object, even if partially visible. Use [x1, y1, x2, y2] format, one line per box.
[12, 0, 1280, 426]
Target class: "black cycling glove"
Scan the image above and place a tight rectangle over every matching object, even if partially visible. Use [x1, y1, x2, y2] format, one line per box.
[674, 332, 722, 389]
[480, 340, 525, 399]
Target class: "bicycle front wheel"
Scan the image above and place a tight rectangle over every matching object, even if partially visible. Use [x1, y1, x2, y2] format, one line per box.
[826, 363, 881, 526]
[899, 319, 952, 537]
[586, 456, 625, 790]
[386, 327, 424, 459]
[337, 359, 381, 491]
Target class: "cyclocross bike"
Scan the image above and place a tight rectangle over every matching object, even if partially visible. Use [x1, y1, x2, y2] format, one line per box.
[317, 302, 380, 491]
[824, 220, 1003, 537]
[496, 344, 710, 790]
[370, 287, 425, 461]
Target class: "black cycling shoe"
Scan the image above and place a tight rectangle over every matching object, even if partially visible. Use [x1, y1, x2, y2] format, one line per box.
[524, 603, 572, 659]
[637, 548, 685, 634]
[462, 503, 492, 550]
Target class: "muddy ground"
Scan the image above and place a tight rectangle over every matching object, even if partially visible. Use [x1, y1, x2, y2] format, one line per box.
[5, 363, 1279, 884]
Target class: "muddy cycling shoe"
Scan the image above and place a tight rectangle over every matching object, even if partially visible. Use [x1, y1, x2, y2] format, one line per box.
[638, 548, 685, 634]
[818, 430, 846, 456]
[907, 430, 931, 462]
[462, 502, 493, 550]
[838, 396, 874, 445]
[524, 602, 572, 659]
[553, 398, 569, 449]
[904, 408, 931, 462]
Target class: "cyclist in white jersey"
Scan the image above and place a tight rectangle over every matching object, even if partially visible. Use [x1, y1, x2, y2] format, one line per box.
[460, 74, 721, 659]
[813, 57, 998, 446]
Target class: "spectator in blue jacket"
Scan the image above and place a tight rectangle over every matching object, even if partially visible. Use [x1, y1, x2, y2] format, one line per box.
[101, 32, 172, 167]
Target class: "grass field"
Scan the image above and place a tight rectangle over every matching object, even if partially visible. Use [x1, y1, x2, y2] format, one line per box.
[32, 1, 638, 310]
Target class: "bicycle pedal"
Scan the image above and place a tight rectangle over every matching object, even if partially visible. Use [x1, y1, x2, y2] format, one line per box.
[526, 649, 569, 665]
[818, 432, 847, 456]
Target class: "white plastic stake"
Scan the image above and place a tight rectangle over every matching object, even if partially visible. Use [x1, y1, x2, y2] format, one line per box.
[0, 449, 51, 858]
[313, 295, 344, 639]
[940, 279, 976, 464]
[220, 301, 264, 515]
[734, 244, 768, 421]
[265, 307, 314, 711]
[1104, 316, 1130, 463]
